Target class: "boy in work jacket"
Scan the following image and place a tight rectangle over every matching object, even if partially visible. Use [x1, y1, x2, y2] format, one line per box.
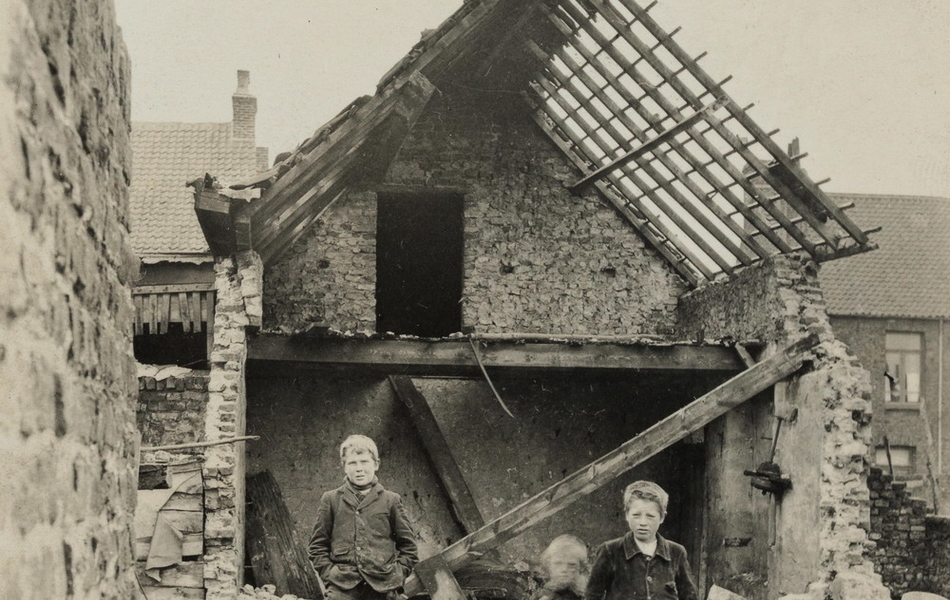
[585, 481, 698, 600]
[308, 435, 419, 600]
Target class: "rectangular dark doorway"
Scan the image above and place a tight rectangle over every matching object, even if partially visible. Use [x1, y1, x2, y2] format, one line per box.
[376, 191, 463, 337]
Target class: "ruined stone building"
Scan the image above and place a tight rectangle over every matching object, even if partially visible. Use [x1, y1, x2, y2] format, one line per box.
[820, 194, 950, 509]
[131, 1, 914, 599]
[4, 2, 947, 600]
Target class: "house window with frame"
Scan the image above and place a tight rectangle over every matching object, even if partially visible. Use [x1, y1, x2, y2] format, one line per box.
[884, 332, 923, 403]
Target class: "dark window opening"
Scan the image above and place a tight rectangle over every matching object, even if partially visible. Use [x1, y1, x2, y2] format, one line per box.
[134, 321, 209, 368]
[376, 191, 464, 337]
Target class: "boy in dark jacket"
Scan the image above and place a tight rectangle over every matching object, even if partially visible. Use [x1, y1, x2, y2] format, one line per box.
[585, 481, 698, 600]
[308, 435, 419, 600]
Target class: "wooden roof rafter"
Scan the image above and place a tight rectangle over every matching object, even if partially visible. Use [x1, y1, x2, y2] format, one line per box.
[521, 0, 878, 286]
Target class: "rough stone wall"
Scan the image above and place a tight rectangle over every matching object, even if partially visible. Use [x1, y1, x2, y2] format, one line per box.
[677, 256, 889, 600]
[263, 85, 686, 334]
[203, 250, 260, 599]
[137, 371, 210, 446]
[0, 1, 138, 599]
[263, 190, 376, 332]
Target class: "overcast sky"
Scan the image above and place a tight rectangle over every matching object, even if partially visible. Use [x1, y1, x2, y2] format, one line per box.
[114, 0, 950, 198]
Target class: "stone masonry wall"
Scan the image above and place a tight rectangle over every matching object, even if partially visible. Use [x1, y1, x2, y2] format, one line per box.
[203, 250, 261, 599]
[676, 256, 889, 600]
[0, 1, 138, 599]
[137, 371, 210, 447]
[263, 84, 686, 334]
[867, 466, 950, 599]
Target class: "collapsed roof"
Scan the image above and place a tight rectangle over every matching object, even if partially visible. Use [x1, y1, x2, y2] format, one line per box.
[201, 0, 877, 286]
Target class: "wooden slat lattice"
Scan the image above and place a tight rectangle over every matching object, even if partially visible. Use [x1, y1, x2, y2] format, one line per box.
[523, 0, 876, 285]
[132, 290, 215, 335]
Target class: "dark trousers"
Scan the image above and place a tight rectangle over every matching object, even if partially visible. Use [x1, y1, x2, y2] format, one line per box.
[327, 581, 390, 600]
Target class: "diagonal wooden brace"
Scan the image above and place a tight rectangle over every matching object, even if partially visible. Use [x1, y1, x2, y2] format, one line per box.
[405, 333, 818, 596]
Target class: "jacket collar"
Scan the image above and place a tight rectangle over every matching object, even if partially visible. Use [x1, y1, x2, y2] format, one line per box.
[622, 532, 671, 562]
[341, 477, 382, 508]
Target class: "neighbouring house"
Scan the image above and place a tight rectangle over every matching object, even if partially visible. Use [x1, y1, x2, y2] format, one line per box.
[132, 1, 950, 600]
[820, 194, 950, 510]
[129, 70, 268, 369]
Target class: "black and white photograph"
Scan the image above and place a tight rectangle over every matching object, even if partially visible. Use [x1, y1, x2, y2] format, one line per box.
[1, 1, 948, 599]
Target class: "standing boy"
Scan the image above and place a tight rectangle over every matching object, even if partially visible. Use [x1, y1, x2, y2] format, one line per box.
[308, 435, 419, 600]
[585, 481, 698, 600]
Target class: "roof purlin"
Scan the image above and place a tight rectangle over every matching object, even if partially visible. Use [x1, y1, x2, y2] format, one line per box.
[523, 0, 878, 285]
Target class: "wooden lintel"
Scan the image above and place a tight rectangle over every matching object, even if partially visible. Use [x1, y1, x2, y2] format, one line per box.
[389, 376, 485, 533]
[404, 333, 819, 595]
[247, 335, 744, 375]
[569, 99, 724, 191]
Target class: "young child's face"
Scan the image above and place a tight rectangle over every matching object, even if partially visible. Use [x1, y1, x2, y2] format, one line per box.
[625, 498, 664, 543]
[548, 556, 582, 588]
[343, 449, 378, 486]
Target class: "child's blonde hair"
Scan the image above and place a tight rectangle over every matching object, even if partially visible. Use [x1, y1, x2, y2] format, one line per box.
[623, 480, 668, 518]
[339, 434, 379, 464]
[540, 534, 589, 575]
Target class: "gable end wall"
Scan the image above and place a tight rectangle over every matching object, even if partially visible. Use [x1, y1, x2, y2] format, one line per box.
[263, 85, 686, 334]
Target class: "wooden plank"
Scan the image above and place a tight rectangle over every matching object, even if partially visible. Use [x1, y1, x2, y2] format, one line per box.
[163, 493, 202, 512]
[135, 533, 203, 561]
[134, 294, 143, 336]
[246, 470, 325, 599]
[191, 292, 202, 332]
[552, 0, 809, 256]
[247, 336, 745, 375]
[135, 561, 204, 588]
[586, 0, 837, 250]
[530, 57, 753, 270]
[389, 376, 485, 533]
[615, 0, 869, 245]
[527, 82, 722, 279]
[138, 586, 205, 600]
[133, 283, 216, 294]
[404, 334, 819, 595]
[147, 294, 157, 335]
[520, 95, 700, 287]
[414, 554, 468, 600]
[178, 292, 191, 331]
[569, 100, 721, 190]
[534, 25, 771, 260]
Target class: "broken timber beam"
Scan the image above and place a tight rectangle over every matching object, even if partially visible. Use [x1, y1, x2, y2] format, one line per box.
[247, 336, 745, 376]
[404, 333, 818, 596]
[389, 376, 486, 533]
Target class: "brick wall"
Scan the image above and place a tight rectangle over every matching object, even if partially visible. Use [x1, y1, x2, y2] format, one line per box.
[0, 1, 138, 598]
[137, 371, 210, 447]
[263, 85, 686, 335]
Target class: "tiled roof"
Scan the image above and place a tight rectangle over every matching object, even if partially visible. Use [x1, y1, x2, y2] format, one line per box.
[820, 193, 950, 319]
[130, 121, 261, 259]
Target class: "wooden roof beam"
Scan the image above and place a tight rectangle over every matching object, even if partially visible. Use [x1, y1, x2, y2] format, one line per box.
[615, 0, 870, 246]
[389, 376, 486, 534]
[520, 95, 702, 287]
[554, 0, 817, 255]
[246, 335, 745, 375]
[403, 333, 819, 595]
[535, 32, 772, 261]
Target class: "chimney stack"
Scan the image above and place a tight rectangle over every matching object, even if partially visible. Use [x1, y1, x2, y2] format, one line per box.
[232, 70, 256, 141]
